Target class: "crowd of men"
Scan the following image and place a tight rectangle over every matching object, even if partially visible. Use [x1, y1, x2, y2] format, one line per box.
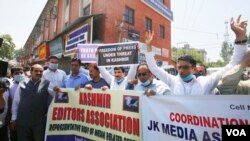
[0, 15, 249, 141]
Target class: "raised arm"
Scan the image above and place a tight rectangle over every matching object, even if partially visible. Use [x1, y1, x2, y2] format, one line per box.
[218, 52, 250, 94]
[98, 67, 113, 85]
[126, 64, 138, 81]
[204, 15, 248, 90]
[145, 31, 177, 87]
[228, 14, 248, 66]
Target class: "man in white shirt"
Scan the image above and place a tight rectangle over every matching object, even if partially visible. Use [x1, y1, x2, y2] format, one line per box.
[99, 65, 137, 90]
[9, 66, 25, 141]
[43, 56, 66, 94]
[127, 64, 171, 96]
[9, 67, 25, 102]
[144, 15, 248, 95]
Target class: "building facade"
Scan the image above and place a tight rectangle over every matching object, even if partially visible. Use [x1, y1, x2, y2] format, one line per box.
[23, 0, 173, 71]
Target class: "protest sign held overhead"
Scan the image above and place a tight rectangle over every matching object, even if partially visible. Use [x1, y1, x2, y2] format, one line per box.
[78, 44, 98, 63]
[97, 42, 139, 67]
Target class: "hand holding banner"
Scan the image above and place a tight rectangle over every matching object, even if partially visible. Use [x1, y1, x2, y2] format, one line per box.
[45, 89, 142, 141]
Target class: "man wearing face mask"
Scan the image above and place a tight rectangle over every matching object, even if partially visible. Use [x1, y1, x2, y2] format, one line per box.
[43, 56, 66, 94]
[99, 65, 137, 90]
[144, 15, 248, 95]
[127, 64, 171, 96]
[9, 67, 25, 101]
[9, 66, 25, 141]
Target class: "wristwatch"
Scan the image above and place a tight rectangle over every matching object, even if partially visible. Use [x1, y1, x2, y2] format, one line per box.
[235, 38, 248, 44]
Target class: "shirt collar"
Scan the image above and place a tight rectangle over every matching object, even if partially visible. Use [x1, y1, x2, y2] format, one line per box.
[30, 79, 41, 85]
[70, 72, 81, 79]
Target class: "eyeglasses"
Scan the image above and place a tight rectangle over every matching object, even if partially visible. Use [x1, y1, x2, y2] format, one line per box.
[137, 73, 147, 77]
[177, 65, 191, 70]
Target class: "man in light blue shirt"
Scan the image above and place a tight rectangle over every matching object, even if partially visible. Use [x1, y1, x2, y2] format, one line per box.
[61, 58, 88, 88]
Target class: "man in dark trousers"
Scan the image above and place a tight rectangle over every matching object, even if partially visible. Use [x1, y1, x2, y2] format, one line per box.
[10, 64, 51, 141]
[0, 78, 10, 141]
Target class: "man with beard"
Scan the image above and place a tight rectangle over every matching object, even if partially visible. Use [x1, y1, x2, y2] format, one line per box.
[84, 63, 109, 89]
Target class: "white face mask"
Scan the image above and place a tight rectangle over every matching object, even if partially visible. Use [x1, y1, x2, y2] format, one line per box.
[14, 74, 25, 82]
[140, 80, 152, 87]
[115, 77, 124, 85]
[49, 63, 58, 70]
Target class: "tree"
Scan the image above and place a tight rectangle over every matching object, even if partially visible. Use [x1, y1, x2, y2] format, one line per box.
[220, 41, 233, 64]
[206, 60, 224, 68]
[14, 47, 25, 62]
[171, 47, 206, 65]
[0, 34, 15, 60]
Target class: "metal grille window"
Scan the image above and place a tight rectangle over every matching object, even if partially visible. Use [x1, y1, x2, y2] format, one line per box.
[145, 17, 152, 32]
[124, 6, 134, 25]
[83, 4, 90, 16]
[159, 0, 165, 4]
[63, 0, 70, 29]
[80, 0, 91, 16]
[160, 25, 165, 39]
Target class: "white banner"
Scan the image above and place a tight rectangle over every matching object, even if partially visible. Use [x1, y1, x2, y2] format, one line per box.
[142, 95, 250, 141]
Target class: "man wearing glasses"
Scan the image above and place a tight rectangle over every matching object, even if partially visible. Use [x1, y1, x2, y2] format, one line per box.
[144, 15, 248, 95]
[127, 64, 171, 96]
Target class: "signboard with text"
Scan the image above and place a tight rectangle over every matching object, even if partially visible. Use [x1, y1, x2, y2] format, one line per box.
[49, 37, 63, 58]
[38, 42, 49, 61]
[45, 89, 142, 141]
[128, 29, 140, 41]
[97, 42, 139, 67]
[78, 44, 98, 63]
[65, 24, 89, 52]
[142, 95, 250, 141]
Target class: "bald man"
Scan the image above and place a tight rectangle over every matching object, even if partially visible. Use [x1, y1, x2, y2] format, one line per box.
[11, 64, 52, 141]
[127, 64, 171, 96]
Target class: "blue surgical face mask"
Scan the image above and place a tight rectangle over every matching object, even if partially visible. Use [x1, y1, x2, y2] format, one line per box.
[14, 74, 25, 82]
[179, 74, 194, 82]
[115, 77, 124, 84]
[49, 63, 58, 70]
[140, 80, 152, 87]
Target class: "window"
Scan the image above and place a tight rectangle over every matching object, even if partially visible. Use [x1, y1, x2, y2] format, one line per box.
[124, 6, 134, 25]
[80, 0, 91, 16]
[83, 4, 90, 16]
[63, 0, 70, 29]
[159, 0, 165, 4]
[51, 0, 58, 36]
[160, 25, 165, 39]
[145, 17, 152, 32]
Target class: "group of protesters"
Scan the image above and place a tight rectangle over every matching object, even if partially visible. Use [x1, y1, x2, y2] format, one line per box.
[0, 15, 249, 141]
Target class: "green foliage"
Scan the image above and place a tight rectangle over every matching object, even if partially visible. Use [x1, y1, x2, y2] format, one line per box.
[206, 60, 225, 68]
[0, 34, 15, 60]
[171, 47, 206, 65]
[14, 47, 25, 62]
[220, 41, 233, 64]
